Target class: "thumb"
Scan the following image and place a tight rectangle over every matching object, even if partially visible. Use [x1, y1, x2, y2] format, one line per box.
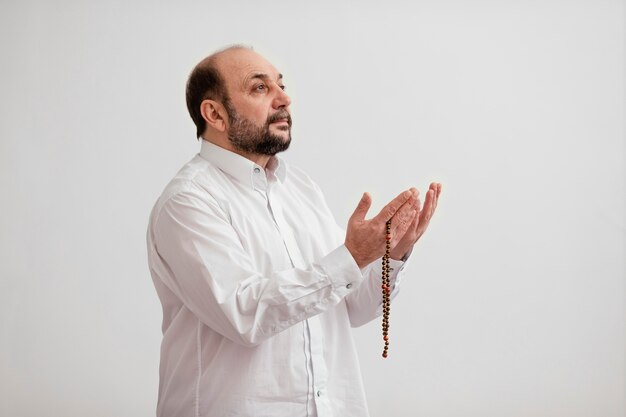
[350, 192, 372, 222]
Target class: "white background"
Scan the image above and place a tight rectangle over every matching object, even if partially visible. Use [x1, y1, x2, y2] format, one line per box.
[1, 1, 624, 416]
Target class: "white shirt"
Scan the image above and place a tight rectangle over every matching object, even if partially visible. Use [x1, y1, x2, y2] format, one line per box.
[146, 140, 406, 417]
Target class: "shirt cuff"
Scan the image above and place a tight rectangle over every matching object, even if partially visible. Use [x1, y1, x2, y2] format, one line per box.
[318, 245, 364, 293]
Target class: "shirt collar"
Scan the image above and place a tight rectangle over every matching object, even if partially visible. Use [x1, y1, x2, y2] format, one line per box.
[199, 140, 286, 189]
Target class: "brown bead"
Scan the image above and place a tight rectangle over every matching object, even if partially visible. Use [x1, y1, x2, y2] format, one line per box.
[381, 223, 393, 360]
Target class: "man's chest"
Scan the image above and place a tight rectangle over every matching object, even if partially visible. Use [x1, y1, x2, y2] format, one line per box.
[214, 183, 339, 273]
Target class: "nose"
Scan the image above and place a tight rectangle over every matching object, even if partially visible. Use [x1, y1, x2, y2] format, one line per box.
[272, 84, 291, 109]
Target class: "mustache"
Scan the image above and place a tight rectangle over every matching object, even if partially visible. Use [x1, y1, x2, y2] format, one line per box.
[267, 110, 292, 126]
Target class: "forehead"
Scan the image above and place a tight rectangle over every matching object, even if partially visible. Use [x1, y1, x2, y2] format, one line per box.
[217, 49, 281, 89]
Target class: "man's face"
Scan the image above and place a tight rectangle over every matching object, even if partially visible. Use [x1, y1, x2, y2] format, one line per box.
[218, 49, 292, 156]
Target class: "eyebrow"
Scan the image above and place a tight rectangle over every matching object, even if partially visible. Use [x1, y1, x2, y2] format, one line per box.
[248, 73, 283, 83]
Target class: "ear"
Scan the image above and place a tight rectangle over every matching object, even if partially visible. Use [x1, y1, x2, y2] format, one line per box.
[200, 99, 228, 132]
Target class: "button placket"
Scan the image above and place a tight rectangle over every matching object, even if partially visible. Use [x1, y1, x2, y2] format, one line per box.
[268, 191, 306, 269]
[266, 186, 333, 416]
[308, 316, 331, 416]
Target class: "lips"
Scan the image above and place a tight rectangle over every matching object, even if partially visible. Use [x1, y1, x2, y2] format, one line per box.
[268, 111, 291, 126]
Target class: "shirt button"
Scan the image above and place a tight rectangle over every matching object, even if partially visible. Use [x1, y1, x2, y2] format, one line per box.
[253, 167, 261, 173]
[346, 283, 353, 289]
[317, 390, 322, 397]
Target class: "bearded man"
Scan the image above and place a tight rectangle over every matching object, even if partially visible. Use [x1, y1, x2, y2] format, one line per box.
[146, 45, 441, 417]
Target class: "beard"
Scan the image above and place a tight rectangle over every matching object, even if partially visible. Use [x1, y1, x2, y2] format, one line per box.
[224, 99, 292, 156]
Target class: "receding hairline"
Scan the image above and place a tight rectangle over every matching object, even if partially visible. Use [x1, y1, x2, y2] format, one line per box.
[194, 44, 254, 72]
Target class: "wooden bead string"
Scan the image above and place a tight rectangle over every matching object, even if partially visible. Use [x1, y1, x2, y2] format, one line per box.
[382, 219, 391, 358]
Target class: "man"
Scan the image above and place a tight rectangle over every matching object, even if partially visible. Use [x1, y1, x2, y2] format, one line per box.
[147, 45, 441, 417]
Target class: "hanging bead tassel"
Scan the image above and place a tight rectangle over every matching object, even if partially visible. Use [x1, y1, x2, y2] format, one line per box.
[382, 220, 391, 358]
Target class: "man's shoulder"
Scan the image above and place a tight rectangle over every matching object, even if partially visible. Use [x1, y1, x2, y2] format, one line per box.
[150, 154, 225, 218]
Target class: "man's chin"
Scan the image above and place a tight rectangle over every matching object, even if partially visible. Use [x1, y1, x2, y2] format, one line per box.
[269, 129, 291, 144]
[252, 134, 291, 156]
[273, 135, 291, 149]
[270, 124, 291, 135]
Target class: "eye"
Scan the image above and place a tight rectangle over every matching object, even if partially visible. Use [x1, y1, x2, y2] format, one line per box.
[254, 83, 267, 92]
[279, 84, 286, 91]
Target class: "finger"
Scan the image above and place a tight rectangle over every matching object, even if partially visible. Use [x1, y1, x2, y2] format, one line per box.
[390, 199, 418, 238]
[429, 190, 437, 218]
[408, 197, 422, 234]
[373, 189, 413, 224]
[397, 207, 421, 245]
[409, 187, 421, 222]
[421, 190, 434, 222]
[409, 206, 421, 231]
[390, 211, 418, 247]
[433, 183, 442, 210]
[416, 190, 435, 236]
[431, 184, 441, 214]
[429, 183, 438, 210]
[350, 192, 372, 222]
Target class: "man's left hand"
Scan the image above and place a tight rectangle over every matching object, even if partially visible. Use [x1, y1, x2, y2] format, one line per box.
[390, 182, 442, 260]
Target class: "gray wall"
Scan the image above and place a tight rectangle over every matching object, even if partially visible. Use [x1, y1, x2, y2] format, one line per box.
[1, 1, 624, 416]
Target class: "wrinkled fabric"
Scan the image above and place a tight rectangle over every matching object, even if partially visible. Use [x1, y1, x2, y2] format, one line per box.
[147, 140, 406, 417]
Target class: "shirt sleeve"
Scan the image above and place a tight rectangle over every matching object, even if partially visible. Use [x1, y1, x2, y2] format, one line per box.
[150, 190, 364, 347]
[344, 255, 409, 328]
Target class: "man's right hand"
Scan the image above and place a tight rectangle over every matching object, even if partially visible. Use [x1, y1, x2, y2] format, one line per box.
[345, 189, 420, 269]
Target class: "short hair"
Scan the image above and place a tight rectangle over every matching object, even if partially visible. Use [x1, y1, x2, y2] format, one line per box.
[185, 45, 252, 139]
